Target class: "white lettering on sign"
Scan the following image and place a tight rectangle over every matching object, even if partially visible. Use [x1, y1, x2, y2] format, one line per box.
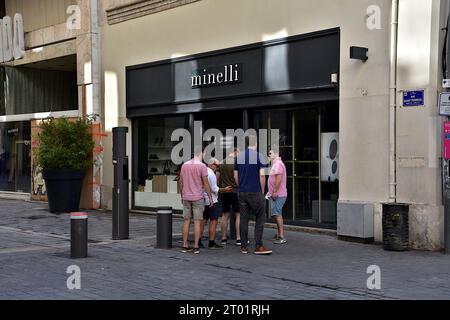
[191, 64, 241, 88]
[13, 14, 25, 60]
[1, 16, 13, 62]
[0, 13, 25, 63]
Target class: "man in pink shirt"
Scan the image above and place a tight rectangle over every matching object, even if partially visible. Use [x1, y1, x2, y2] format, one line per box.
[179, 147, 213, 254]
[268, 148, 288, 244]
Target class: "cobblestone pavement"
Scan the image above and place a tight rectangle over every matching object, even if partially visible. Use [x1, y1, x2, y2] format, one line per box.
[0, 199, 450, 300]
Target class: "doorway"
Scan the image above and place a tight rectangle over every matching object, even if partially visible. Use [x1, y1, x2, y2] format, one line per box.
[0, 121, 31, 193]
[251, 102, 339, 228]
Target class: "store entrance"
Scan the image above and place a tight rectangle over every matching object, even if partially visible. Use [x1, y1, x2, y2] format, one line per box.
[251, 102, 339, 229]
[0, 121, 31, 193]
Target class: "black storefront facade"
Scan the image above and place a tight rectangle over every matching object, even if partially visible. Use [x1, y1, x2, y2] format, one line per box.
[127, 28, 340, 229]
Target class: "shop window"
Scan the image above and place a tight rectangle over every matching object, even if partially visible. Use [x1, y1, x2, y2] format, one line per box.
[0, 0, 5, 18]
[0, 66, 77, 116]
[134, 115, 188, 210]
[0, 68, 5, 115]
[319, 104, 339, 226]
[194, 109, 244, 160]
[0, 121, 31, 193]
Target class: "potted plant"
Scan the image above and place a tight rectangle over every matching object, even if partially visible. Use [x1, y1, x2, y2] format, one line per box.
[35, 117, 95, 213]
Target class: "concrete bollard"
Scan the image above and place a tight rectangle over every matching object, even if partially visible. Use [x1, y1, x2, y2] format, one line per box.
[71, 212, 88, 258]
[156, 207, 172, 249]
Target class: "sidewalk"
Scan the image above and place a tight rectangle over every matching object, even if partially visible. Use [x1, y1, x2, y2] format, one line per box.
[0, 199, 449, 300]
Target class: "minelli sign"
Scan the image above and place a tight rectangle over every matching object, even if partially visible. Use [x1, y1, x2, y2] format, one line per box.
[191, 64, 242, 89]
[0, 13, 25, 63]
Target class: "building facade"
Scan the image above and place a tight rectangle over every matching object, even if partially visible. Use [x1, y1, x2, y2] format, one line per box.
[99, 0, 448, 251]
[1, 0, 447, 251]
[0, 0, 102, 208]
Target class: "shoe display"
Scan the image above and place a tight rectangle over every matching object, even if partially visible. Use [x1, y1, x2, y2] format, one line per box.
[254, 246, 273, 255]
[273, 237, 287, 244]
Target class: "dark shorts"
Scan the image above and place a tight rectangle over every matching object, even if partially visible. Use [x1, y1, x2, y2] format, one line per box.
[203, 205, 220, 221]
[220, 193, 239, 213]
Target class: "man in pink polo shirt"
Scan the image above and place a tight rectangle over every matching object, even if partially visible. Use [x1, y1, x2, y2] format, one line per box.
[179, 147, 213, 254]
[268, 148, 288, 244]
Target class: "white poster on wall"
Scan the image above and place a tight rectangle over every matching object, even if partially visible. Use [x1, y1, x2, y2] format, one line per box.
[321, 133, 339, 182]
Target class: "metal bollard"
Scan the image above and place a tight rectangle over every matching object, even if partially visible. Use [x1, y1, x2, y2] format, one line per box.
[156, 207, 172, 249]
[71, 212, 88, 258]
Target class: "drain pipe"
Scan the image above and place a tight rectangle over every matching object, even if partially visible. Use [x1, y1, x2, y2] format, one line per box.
[389, 0, 399, 203]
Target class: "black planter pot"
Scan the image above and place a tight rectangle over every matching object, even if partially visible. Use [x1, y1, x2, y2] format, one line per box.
[43, 169, 85, 214]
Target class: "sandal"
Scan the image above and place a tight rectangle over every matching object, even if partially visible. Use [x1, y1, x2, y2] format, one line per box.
[181, 247, 192, 253]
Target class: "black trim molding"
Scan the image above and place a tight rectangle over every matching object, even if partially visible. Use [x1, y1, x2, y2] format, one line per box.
[126, 28, 340, 118]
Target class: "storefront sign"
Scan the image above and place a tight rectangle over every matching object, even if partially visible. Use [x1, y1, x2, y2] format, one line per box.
[126, 28, 340, 117]
[403, 90, 424, 107]
[191, 64, 241, 88]
[0, 13, 25, 63]
[439, 92, 450, 116]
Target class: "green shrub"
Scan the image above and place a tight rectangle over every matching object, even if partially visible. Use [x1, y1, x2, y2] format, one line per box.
[36, 118, 95, 170]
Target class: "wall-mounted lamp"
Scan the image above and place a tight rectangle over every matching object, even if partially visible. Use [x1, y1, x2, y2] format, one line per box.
[350, 46, 368, 62]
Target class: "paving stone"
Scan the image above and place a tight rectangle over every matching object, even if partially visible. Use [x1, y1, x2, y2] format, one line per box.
[1, 199, 450, 300]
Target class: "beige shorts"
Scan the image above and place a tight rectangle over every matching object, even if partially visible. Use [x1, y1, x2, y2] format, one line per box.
[183, 199, 205, 221]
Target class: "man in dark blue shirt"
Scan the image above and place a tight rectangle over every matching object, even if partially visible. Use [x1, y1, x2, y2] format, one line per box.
[234, 135, 272, 255]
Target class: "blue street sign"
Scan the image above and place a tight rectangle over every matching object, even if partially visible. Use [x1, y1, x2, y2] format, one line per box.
[403, 90, 425, 107]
